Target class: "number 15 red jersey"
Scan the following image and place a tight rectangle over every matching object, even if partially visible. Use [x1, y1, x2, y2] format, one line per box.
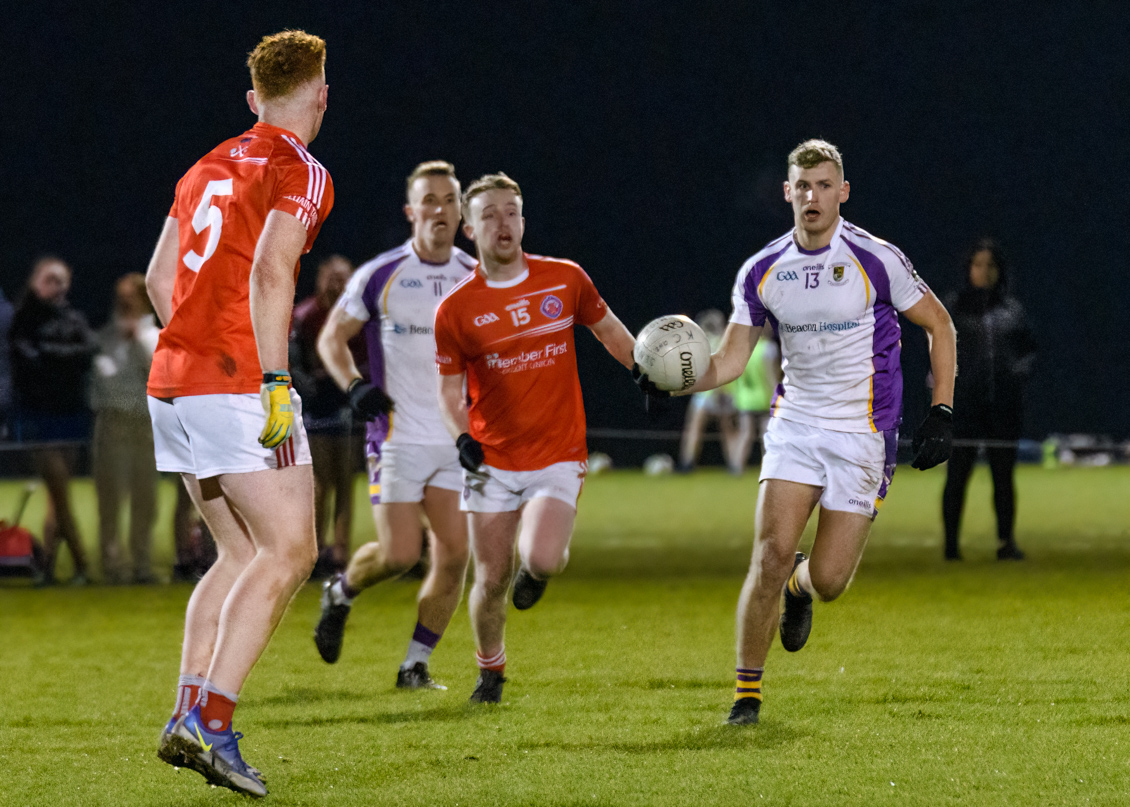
[434, 255, 608, 471]
[148, 121, 334, 398]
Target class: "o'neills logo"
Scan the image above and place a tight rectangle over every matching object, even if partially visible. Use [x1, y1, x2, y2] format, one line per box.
[680, 350, 696, 389]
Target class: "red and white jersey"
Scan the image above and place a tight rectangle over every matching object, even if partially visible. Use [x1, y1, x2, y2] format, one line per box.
[148, 122, 334, 398]
[434, 255, 608, 472]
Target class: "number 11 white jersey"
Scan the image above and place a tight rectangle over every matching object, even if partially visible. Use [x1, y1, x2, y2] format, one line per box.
[337, 241, 475, 447]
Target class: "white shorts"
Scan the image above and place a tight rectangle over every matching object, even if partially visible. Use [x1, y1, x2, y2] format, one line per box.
[760, 417, 899, 518]
[366, 442, 462, 505]
[148, 392, 312, 479]
[461, 461, 587, 513]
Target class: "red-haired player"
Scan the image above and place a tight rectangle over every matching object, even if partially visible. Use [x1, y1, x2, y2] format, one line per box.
[146, 30, 334, 797]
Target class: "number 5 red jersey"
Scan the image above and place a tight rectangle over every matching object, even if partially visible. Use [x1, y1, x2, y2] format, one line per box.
[148, 121, 334, 398]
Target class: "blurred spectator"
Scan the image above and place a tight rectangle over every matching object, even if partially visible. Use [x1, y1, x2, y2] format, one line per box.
[678, 310, 737, 472]
[0, 287, 13, 438]
[10, 256, 96, 585]
[728, 326, 781, 473]
[290, 254, 364, 574]
[942, 239, 1036, 561]
[91, 273, 160, 583]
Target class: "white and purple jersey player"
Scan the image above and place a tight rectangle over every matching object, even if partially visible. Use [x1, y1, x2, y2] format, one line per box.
[731, 217, 930, 515]
[336, 240, 475, 503]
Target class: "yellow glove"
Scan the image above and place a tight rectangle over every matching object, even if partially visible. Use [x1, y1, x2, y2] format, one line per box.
[258, 370, 294, 449]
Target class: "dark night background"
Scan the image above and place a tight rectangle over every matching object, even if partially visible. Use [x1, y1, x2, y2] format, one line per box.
[3, 2, 1126, 446]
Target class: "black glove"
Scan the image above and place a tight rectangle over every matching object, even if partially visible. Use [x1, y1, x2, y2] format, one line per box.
[632, 363, 671, 399]
[347, 378, 395, 419]
[911, 404, 953, 470]
[456, 432, 485, 473]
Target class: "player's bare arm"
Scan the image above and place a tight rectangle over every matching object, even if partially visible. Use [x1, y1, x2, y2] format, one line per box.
[316, 306, 366, 391]
[437, 371, 470, 439]
[685, 322, 761, 395]
[587, 310, 635, 369]
[902, 291, 957, 407]
[145, 217, 179, 326]
[250, 210, 308, 371]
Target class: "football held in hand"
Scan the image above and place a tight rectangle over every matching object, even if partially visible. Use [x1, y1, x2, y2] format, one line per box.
[633, 315, 712, 392]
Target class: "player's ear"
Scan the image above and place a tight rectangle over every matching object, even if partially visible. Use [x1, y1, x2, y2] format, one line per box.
[462, 221, 476, 240]
[404, 202, 414, 224]
[783, 180, 792, 203]
[246, 90, 259, 116]
[839, 180, 850, 203]
[319, 83, 329, 112]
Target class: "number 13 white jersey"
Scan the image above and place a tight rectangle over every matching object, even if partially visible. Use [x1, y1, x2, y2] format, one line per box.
[730, 218, 929, 434]
[337, 240, 475, 447]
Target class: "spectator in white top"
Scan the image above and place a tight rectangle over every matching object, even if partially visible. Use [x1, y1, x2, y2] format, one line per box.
[91, 273, 161, 583]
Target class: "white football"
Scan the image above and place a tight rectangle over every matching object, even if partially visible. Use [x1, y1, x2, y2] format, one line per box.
[633, 315, 713, 392]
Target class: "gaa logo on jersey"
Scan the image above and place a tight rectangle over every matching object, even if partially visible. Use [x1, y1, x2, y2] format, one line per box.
[540, 294, 564, 319]
[829, 263, 850, 286]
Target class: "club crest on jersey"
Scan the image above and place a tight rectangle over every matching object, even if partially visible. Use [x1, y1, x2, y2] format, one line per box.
[540, 294, 563, 319]
[830, 263, 850, 286]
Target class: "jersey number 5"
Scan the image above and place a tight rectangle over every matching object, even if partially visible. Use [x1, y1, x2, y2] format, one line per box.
[183, 179, 234, 272]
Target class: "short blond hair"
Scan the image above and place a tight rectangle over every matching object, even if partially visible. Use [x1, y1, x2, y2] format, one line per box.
[787, 139, 843, 176]
[247, 30, 326, 102]
[462, 172, 522, 220]
[405, 161, 458, 198]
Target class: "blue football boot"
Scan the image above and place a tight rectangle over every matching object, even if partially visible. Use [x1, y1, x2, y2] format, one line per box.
[169, 704, 268, 798]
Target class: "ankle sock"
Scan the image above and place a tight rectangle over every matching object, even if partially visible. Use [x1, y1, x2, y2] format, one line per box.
[787, 559, 815, 599]
[200, 681, 239, 733]
[331, 573, 359, 606]
[173, 675, 205, 720]
[403, 621, 441, 668]
[476, 647, 506, 675]
[734, 667, 763, 702]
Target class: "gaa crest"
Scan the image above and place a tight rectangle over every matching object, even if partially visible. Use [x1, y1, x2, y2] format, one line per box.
[540, 294, 563, 319]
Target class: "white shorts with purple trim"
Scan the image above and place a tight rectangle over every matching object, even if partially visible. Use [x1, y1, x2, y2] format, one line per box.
[760, 417, 898, 519]
[460, 461, 587, 513]
[366, 442, 462, 504]
[148, 391, 311, 479]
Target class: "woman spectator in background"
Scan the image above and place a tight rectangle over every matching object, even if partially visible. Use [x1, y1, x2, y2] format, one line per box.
[91, 273, 160, 583]
[10, 256, 96, 584]
[942, 239, 1036, 561]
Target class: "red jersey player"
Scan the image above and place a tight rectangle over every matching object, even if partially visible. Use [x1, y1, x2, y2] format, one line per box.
[146, 31, 335, 797]
[435, 174, 636, 703]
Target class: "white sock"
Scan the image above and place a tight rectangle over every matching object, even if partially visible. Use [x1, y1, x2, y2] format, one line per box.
[330, 578, 354, 606]
[403, 640, 435, 668]
[794, 559, 817, 598]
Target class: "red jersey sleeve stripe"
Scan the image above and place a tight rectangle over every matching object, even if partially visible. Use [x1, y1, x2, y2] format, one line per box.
[282, 136, 328, 207]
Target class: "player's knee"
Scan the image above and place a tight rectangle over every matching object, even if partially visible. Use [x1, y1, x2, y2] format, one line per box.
[751, 539, 797, 583]
[524, 548, 567, 579]
[809, 567, 850, 602]
[384, 545, 422, 575]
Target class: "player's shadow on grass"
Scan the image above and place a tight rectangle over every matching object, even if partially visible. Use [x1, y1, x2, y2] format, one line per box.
[256, 703, 472, 728]
[252, 687, 364, 706]
[522, 721, 800, 754]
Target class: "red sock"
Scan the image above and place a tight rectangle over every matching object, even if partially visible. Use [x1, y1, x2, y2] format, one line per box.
[173, 675, 203, 720]
[476, 647, 506, 674]
[200, 687, 238, 733]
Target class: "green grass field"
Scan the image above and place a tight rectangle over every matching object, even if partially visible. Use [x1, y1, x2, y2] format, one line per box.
[1, 465, 1129, 806]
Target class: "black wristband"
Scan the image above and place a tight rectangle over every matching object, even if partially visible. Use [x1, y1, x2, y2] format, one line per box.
[262, 370, 290, 385]
[930, 403, 954, 422]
